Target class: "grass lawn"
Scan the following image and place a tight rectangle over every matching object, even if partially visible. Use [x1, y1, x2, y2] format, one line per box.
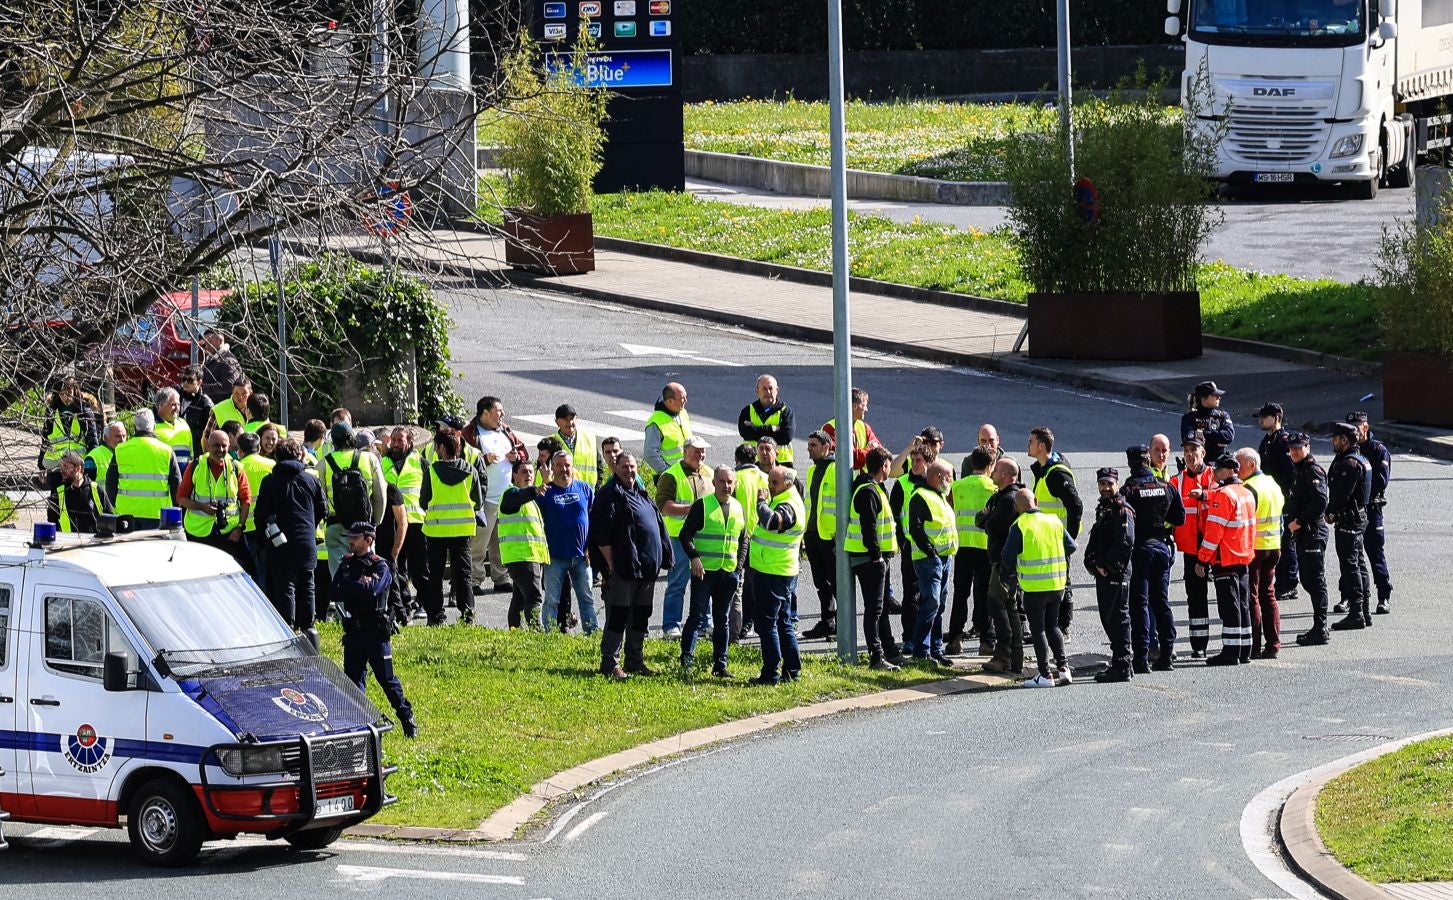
[322, 623, 944, 830]
[1316, 735, 1453, 883]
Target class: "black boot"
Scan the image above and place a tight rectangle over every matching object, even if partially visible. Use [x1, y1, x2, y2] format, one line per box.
[1331, 602, 1367, 630]
[624, 629, 656, 675]
[600, 630, 628, 678]
[1296, 627, 1330, 646]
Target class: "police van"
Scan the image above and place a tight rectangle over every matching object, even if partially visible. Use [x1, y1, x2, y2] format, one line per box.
[0, 515, 398, 865]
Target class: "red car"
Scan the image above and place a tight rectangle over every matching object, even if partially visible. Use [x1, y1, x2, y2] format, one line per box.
[108, 290, 229, 401]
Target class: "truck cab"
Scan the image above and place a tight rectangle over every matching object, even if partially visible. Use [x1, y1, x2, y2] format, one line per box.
[0, 521, 397, 865]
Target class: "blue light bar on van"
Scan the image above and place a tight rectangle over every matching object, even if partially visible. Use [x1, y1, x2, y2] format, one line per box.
[32, 522, 57, 546]
[159, 507, 184, 530]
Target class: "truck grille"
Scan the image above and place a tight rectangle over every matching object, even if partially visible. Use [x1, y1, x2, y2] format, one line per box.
[310, 732, 373, 781]
[1226, 104, 1328, 163]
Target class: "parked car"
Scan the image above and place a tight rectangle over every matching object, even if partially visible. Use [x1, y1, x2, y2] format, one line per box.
[108, 290, 228, 401]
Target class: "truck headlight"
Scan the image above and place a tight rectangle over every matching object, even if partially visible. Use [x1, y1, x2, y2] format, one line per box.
[1330, 134, 1365, 158]
[217, 746, 287, 776]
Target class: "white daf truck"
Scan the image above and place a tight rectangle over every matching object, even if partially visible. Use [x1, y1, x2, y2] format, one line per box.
[1166, 0, 1453, 198]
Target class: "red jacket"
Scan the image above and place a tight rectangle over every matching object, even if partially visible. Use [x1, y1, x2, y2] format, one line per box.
[1197, 479, 1256, 566]
[1168, 466, 1214, 555]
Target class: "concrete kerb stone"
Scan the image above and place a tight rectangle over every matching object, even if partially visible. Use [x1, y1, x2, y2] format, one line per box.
[683, 149, 1013, 207]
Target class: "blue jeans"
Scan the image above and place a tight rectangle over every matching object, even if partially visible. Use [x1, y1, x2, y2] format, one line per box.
[662, 537, 696, 631]
[543, 556, 598, 634]
[752, 570, 801, 682]
[682, 568, 740, 670]
[909, 555, 949, 657]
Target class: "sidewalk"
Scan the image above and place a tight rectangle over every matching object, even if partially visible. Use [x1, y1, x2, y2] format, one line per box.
[300, 227, 1452, 460]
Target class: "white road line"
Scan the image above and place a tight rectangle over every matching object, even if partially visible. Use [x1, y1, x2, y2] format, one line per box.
[513, 415, 645, 443]
[335, 864, 524, 885]
[563, 811, 608, 842]
[229, 835, 529, 861]
[21, 827, 99, 841]
[604, 410, 738, 437]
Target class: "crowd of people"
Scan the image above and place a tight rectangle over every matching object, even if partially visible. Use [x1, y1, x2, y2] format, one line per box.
[36, 364, 1395, 691]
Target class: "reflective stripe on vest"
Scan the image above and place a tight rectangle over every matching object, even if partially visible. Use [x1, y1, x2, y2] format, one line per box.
[661, 462, 702, 538]
[1014, 511, 1068, 591]
[383, 453, 426, 524]
[645, 409, 692, 475]
[807, 460, 837, 540]
[748, 406, 794, 463]
[696, 494, 745, 572]
[951, 473, 995, 549]
[497, 497, 549, 564]
[843, 480, 894, 554]
[556, 429, 599, 486]
[750, 488, 806, 576]
[238, 454, 276, 532]
[422, 468, 477, 538]
[112, 436, 173, 519]
[184, 458, 241, 537]
[1034, 462, 1073, 524]
[154, 418, 192, 468]
[1243, 472, 1285, 551]
[904, 486, 959, 560]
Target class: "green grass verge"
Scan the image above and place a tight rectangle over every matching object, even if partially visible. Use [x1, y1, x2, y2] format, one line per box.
[322, 623, 943, 830]
[1316, 735, 1453, 883]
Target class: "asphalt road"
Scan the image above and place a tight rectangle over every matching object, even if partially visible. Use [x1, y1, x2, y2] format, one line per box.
[4, 286, 1449, 897]
[689, 177, 1415, 284]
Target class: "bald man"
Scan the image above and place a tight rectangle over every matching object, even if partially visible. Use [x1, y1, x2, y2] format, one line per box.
[738, 374, 796, 468]
[1002, 489, 1076, 687]
[645, 381, 694, 480]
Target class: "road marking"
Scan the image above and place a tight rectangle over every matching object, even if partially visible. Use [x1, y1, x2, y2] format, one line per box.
[335, 864, 524, 885]
[20, 827, 99, 841]
[618, 342, 745, 367]
[604, 409, 738, 437]
[563, 810, 608, 842]
[513, 414, 645, 443]
[332, 841, 529, 861]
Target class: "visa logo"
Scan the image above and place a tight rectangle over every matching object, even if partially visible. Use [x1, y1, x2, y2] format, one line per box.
[649, 19, 670, 36]
[614, 21, 636, 36]
[543, 1, 566, 17]
[543, 22, 567, 38]
[648, 0, 670, 12]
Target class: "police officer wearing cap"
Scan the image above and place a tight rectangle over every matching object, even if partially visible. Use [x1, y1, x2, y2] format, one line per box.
[1346, 411, 1393, 614]
[1084, 467, 1135, 682]
[1327, 422, 1374, 630]
[1120, 444, 1185, 671]
[1257, 403, 1299, 603]
[1181, 381, 1235, 462]
[333, 521, 418, 737]
[1286, 432, 1333, 645]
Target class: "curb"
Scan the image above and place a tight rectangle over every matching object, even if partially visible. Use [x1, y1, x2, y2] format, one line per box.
[683, 149, 1012, 206]
[342, 668, 1014, 844]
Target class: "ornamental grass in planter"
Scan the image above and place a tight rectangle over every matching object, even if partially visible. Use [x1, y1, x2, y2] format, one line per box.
[1005, 78, 1223, 361]
[498, 29, 608, 276]
[1374, 188, 1453, 427]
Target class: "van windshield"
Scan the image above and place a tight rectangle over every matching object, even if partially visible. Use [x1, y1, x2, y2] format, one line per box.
[112, 573, 297, 664]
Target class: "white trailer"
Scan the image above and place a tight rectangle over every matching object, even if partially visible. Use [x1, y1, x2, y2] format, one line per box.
[1166, 0, 1453, 198]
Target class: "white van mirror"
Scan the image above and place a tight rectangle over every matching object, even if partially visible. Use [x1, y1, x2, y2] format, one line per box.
[1379, 20, 1398, 39]
[1165, 15, 1182, 36]
[103, 651, 134, 692]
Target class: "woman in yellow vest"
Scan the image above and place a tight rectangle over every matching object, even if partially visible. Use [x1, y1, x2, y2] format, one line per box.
[497, 460, 549, 629]
[747, 466, 806, 685]
[38, 377, 99, 470]
[678, 465, 748, 678]
[419, 431, 482, 625]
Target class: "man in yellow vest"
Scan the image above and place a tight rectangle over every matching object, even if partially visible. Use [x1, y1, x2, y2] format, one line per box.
[949, 447, 998, 656]
[737, 374, 796, 467]
[656, 436, 711, 638]
[731, 442, 768, 639]
[208, 377, 252, 432]
[643, 381, 693, 482]
[822, 386, 882, 472]
[553, 403, 602, 487]
[419, 432, 483, 625]
[977, 423, 1003, 463]
[152, 387, 194, 471]
[320, 422, 387, 576]
[237, 432, 277, 592]
[41, 450, 108, 533]
[106, 409, 182, 529]
[243, 392, 273, 434]
[85, 421, 126, 512]
[845, 446, 903, 670]
[382, 427, 430, 625]
[679, 465, 748, 677]
[178, 429, 253, 572]
[1238, 447, 1287, 658]
[1028, 426, 1084, 637]
[1003, 489, 1077, 688]
[748, 465, 807, 685]
[38, 376, 98, 471]
[903, 460, 958, 667]
[497, 460, 549, 629]
[800, 430, 839, 640]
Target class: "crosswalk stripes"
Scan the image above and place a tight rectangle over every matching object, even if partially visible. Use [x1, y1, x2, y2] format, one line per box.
[602, 409, 738, 437]
[512, 414, 645, 443]
[505, 409, 739, 449]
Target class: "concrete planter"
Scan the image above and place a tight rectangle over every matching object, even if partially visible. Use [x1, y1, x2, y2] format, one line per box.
[1383, 351, 1453, 427]
[503, 210, 595, 275]
[1027, 291, 1202, 361]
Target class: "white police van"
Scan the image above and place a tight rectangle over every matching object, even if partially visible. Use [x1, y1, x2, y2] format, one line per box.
[0, 514, 397, 865]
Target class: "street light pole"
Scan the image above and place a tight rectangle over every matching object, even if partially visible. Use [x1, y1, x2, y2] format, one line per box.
[1057, 0, 1075, 180]
[268, 234, 290, 428]
[827, 0, 856, 663]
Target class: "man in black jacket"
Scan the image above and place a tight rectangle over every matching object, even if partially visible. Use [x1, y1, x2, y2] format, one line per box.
[252, 438, 326, 638]
[847, 447, 902, 670]
[1287, 433, 1333, 645]
[1327, 423, 1373, 631]
[591, 453, 673, 679]
[176, 365, 214, 463]
[1086, 468, 1136, 682]
[978, 456, 1026, 674]
[40, 451, 109, 533]
[1120, 445, 1185, 671]
[1257, 403, 1299, 603]
[334, 521, 418, 738]
[1347, 411, 1394, 614]
[737, 374, 796, 467]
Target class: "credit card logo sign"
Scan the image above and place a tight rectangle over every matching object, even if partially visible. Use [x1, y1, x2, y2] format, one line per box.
[614, 0, 636, 12]
[578, 1, 601, 15]
[586, 21, 602, 36]
[648, 0, 670, 13]
[614, 20, 636, 36]
[544, 22, 567, 38]
[649, 19, 671, 36]
[543, 1, 567, 17]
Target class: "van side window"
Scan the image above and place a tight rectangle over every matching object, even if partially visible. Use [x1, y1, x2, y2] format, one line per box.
[44, 596, 121, 679]
[0, 586, 10, 667]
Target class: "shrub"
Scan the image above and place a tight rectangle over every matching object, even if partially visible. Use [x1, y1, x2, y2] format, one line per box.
[1374, 195, 1453, 358]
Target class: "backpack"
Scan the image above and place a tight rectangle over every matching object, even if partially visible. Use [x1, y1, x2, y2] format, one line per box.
[327, 452, 373, 525]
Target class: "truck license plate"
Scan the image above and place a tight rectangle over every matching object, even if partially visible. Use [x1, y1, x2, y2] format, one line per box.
[1253, 172, 1295, 183]
[316, 795, 356, 817]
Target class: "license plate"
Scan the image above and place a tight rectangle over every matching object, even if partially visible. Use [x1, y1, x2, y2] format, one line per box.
[316, 795, 356, 817]
[1253, 172, 1295, 183]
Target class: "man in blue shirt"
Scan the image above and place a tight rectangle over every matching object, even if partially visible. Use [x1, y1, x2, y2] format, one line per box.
[539, 450, 598, 633]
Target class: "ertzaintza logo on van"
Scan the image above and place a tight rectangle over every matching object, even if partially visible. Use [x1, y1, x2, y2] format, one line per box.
[62, 723, 113, 774]
[273, 687, 329, 722]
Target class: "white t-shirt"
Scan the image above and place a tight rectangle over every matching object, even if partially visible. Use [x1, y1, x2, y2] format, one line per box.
[476, 426, 514, 503]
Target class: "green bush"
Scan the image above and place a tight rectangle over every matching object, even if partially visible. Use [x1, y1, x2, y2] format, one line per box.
[218, 254, 461, 425]
[1004, 79, 1222, 294]
[1374, 196, 1453, 358]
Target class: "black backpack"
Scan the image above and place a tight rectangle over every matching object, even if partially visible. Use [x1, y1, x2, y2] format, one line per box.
[327, 452, 373, 525]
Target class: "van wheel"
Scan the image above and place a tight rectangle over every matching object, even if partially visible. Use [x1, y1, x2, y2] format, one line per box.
[284, 825, 344, 851]
[128, 778, 206, 866]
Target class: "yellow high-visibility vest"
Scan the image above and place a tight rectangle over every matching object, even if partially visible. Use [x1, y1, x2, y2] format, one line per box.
[749, 489, 806, 576]
[695, 494, 745, 572]
[1013, 511, 1069, 592]
[951, 473, 995, 550]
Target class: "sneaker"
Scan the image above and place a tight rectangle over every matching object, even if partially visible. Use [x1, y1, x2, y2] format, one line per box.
[1094, 667, 1131, 683]
[1023, 673, 1056, 688]
[747, 675, 779, 686]
[869, 657, 901, 672]
[1296, 628, 1330, 646]
[1276, 590, 1300, 604]
[664, 626, 683, 640]
[1375, 599, 1390, 615]
[1055, 666, 1073, 686]
[931, 654, 955, 669]
[945, 638, 964, 656]
[412, 607, 427, 620]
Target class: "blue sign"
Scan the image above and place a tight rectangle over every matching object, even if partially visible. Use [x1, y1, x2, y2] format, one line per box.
[543, 1, 567, 17]
[548, 49, 673, 88]
[649, 20, 671, 36]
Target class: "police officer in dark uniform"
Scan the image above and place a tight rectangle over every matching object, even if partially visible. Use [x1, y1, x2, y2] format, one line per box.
[1257, 403, 1299, 603]
[1180, 381, 1236, 461]
[1326, 424, 1373, 632]
[1085, 467, 1135, 682]
[1286, 433, 1333, 646]
[332, 521, 419, 737]
[1120, 445, 1185, 671]
[1346, 411, 1393, 614]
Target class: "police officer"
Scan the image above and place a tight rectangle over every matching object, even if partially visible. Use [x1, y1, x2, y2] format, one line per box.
[1120, 445, 1184, 671]
[1346, 411, 1393, 614]
[1085, 468, 1135, 682]
[1327, 422, 1374, 631]
[1257, 403, 1298, 603]
[1181, 381, 1235, 461]
[1287, 433, 1332, 645]
[333, 521, 418, 738]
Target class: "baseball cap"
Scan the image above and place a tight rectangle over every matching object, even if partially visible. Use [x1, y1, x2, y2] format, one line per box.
[1345, 410, 1370, 424]
[1213, 453, 1239, 470]
[330, 422, 354, 447]
[1330, 422, 1359, 441]
[1182, 430, 1205, 448]
[1194, 381, 1227, 397]
[1125, 444, 1150, 466]
[1096, 467, 1119, 483]
[919, 426, 944, 443]
[1287, 432, 1311, 448]
[1257, 402, 1284, 419]
[437, 414, 467, 431]
[353, 429, 375, 450]
[345, 521, 375, 538]
[684, 436, 711, 450]
[555, 403, 577, 419]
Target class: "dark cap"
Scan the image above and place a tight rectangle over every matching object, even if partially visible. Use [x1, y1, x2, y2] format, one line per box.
[345, 521, 375, 538]
[1330, 422, 1359, 441]
[437, 414, 467, 431]
[1096, 467, 1119, 483]
[354, 429, 375, 450]
[1213, 453, 1239, 470]
[1345, 410, 1370, 424]
[1125, 444, 1150, 466]
[555, 403, 577, 419]
[1194, 381, 1226, 397]
[1257, 402, 1284, 419]
[330, 422, 354, 447]
[1287, 432, 1311, 448]
[1182, 430, 1205, 448]
[918, 426, 944, 443]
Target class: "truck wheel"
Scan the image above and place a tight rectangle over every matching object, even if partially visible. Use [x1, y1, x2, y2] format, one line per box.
[128, 778, 206, 866]
[284, 825, 344, 851]
[1388, 135, 1416, 189]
